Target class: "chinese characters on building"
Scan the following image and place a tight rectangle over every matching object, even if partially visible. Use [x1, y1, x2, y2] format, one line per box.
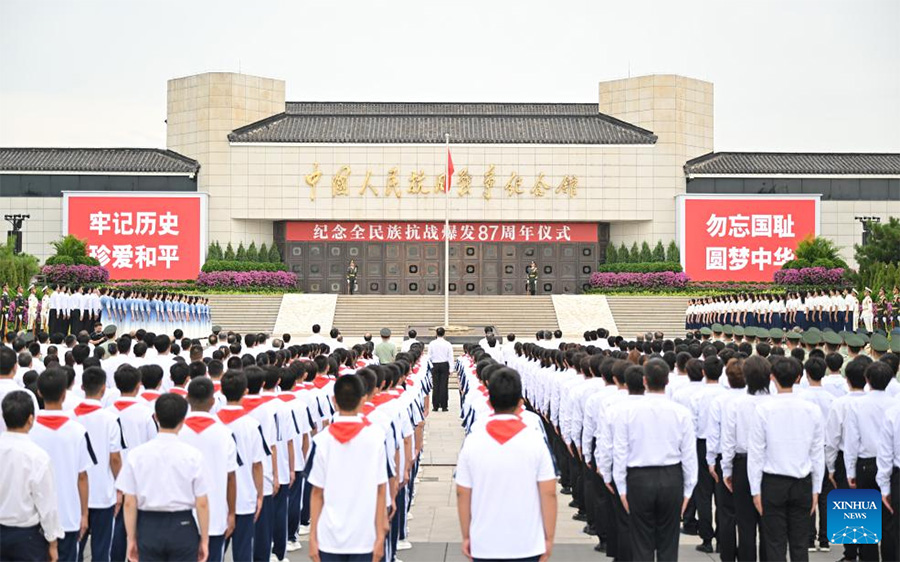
[87, 211, 181, 270]
[703, 213, 796, 271]
[285, 221, 600, 243]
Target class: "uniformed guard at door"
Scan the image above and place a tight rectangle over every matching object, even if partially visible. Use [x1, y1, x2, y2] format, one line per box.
[525, 261, 538, 296]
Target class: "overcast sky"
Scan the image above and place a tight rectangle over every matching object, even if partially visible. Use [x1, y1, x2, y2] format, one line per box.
[1, 0, 898, 152]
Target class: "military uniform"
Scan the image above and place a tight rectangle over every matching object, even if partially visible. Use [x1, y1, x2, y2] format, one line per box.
[525, 264, 538, 296]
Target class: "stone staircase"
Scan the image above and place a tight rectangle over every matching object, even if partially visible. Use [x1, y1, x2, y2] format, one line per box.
[206, 294, 284, 334]
[332, 295, 559, 338]
[605, 296, 689, 339]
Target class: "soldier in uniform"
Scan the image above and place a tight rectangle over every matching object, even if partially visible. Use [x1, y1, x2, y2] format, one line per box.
[862, 288, 875, 334]
[0, 283, 9, 334]
[26, 285, 39, 335]
[12, 285, 25, 332]
[346, 259, 358, 295]
[525, 261, 538, 296]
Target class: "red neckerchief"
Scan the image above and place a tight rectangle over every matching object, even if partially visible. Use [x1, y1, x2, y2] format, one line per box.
[328, 417, 371, 444]
[313, 376, 331, 389]
[183, 414, 217, 434]
[277, 394, 296, 403]
[36, 414, 69, 430]
[114, 399, 140, 411]
[242, 395, 275, 412]
[485, 416, 527, 445]
[371, 393, 395, 406]
[361, 402, 376, 416]
[170, 388, 188, 396]
[217, 407, 247, 424]
[212, 380, 222, 393]
[356, 360, 367, 368]
[141, 390, 161, 402]
[73, 402, 102, 416]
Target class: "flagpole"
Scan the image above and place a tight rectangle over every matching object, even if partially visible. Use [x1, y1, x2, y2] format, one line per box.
[444, 133, 450, 328]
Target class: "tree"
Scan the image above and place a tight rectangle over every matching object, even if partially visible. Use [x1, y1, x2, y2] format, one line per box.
[258, 243, 269, 263]
[246, 242, 259, 262]
[207, 242, 222, 260]
[618, 243, 629, 263]
[0, 236, 39, 288]
[235, 242, 247, 261]
[639, 241, 652, 263]
[268, 244, 281, 263]
[652, 240, 666, 262]
[605, 243, 618, 264]
[629, 242, 640, 264]
[855, 217, 900, 270]
[666, 240, 680, 263]
[224, 242, 235, 261]
[791, 235, 848, 269]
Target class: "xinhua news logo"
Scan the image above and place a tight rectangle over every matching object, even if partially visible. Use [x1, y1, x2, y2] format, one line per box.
[827, 489, 881, 545]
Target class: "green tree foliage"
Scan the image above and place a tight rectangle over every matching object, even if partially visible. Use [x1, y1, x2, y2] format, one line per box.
[784, 235, 848, 270]
[224, 242, 235, 261]
[268, 244, 281, 263]
[605, 243, 618, 264]
[46, 235, 100, 266]
[207, 242, 223, 260]
[854, 217, 900, 293]
[235, 242, 246, 261]
[0, 237, 40, 288]
[629, 242, 639, 264]
[639, 241, 652, 262]
[618, 243, 629, 263]
[258, 243, 269, 263]
[666, 240, 680, 263]
[246, 242, 259, 262]
[652, 240, 666, 262]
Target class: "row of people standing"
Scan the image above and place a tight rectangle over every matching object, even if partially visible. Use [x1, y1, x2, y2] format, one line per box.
[687, 287, 900, 333]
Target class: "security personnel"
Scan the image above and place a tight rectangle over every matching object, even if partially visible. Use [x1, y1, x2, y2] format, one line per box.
[525, 261, 538, 296]
[346, 260, 359, 295]
[116, 394, 211, 562]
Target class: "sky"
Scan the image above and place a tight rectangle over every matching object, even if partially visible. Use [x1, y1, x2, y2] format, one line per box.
[1, 0, 898, 152]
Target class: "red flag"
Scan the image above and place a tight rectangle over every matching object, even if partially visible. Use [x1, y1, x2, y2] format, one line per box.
[445, 149, 454, 193]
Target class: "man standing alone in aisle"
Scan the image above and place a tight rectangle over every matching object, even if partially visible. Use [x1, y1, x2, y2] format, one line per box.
[429, 327, 453, 413]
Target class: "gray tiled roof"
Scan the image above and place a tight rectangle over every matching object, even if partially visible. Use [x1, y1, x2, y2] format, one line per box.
[0, 148, 200, 174]
[228, 102, 657, 145]
[684, 152, 900, 176]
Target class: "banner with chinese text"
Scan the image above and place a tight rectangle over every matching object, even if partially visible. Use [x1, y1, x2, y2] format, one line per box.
[677, 195, 820, 282]
[63, 193, 207, 281]
[285, 221, 598, 243]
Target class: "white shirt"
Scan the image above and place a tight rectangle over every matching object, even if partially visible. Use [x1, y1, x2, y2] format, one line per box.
[307, 415, 388, 555]
[0, 431, 65, 541]
[179, 412, 238, 535]
[748, 393, 824, 495]
[217, 407, 267, 516]
[456, 414, 555, 559]
[428, 338, 454, 364]
[73, 399, 123, 509]
[844, 390, 897, 478]
[0, 380, 40, 432]
[242, 395, 279, 496]
[612, 394, 698, 498]
[877, 404, 900, 496]
[30, 410, 95, 533]
[824, 390, 865, 473]
[116, 433, 208, 512]
[399, 338, 419, 353]
[108, 397, 157, 462]
[721, 393, 770, 479]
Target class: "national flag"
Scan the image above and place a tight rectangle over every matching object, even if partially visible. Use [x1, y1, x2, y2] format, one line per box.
[445, 148, 455, 193]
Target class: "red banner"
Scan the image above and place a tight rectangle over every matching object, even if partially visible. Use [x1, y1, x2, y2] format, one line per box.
[285, 221, 598, 243]
[64, 194, 206, 281]
[679, 196, 819, 282]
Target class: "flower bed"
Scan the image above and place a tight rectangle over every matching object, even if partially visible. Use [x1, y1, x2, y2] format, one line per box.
[589, 271, 689, 289]
[773, 267, 849, 287]
[41, 264, 110, 284]
[595, 262, 682, 273]
[196, 270, 299, 289]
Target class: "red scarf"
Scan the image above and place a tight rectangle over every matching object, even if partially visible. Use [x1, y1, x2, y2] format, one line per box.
[242, 395, 275, 413]
[371, 393, 395, 406]
[141, 390, 161, 402]
[277, 394, 296, 403]
[485, 418, 527, 445]
[170, 388, 188, 397]
[361, 403, 376, 416]
[36, 414, 69, 430]
[114, 400, 139, 411]
[183, 416, 216, 434]
[73, 402, 101, 417]
[212, 380, 222, 393]
[328, 418, 371, 444]
[313, 376, 331, 389]
[217, 408, 247, 424]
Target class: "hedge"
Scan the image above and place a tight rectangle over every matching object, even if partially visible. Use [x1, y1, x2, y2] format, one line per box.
[196, 270, 299, 289]
[41, 264, 110, 284]
[595, 262, 682, 273]
[201, 260, 287, 273]
[589, 271, 690, 289]
[773, 267, 849, 287]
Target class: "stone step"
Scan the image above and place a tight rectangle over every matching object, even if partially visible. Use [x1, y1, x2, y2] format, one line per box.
[605, 295, 688, 338]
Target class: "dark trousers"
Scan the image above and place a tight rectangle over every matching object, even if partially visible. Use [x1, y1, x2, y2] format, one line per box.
[733, 454, 765, 562]
[889, 468, 900, 562]
[570, 455, 584, 512]
[320, 552, 374, 562]
[48, 309, 58, 335]
[714, 459, 736, 561]
[582, 464, 596, 529]
[0, 524, 50, 562]
[589, 469, 609, 543]
[136, 510, 199, 562]
[390, 486, 407, 559]
[695, 439, 715, 543]
[272, 484, 289, 559]
[59, 532, 80, 562]
[229, 513, 255, 562]
[253, 494, 274, 562]
[760, 473, 812, 562]
[610, 478, 634, 561]
[432, 362, 449, 410]
[288, 471, 305, 541]
[208, 535, 225, 562]
[855, 457, 894, 562]
[626, 464, 683, 562]
[70, 310, 82, 335]
[78, 505, 114, 562]
[833, 451, 858, 561]
[301, 479, 312, 526]
[808, 463, 832, 545]
[110, 510, 126, 561]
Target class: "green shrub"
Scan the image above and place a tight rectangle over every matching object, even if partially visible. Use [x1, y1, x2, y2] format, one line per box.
[246, 242, 258, 262]
[201, 260, 288, 273]
[207, 242, 223, 260]
[74, 255, 101, 266]
[0, 238, 39, 288]
[605, 243, 618, 264]
[666, 241, 680, 263]
[45, 255, 75, 266]
[595, 262, 683, 273]
[652, 241, 666, 262]
[639, 241, 652, 262]
[258, 243, 269, 263]
[224, 242, 235, 261]
[268, 244, 281, 262]
[628, 242, 639, 264]
[235, 243, 246, 261]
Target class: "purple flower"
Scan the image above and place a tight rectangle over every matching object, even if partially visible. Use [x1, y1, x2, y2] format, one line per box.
[196, 270, 299, 289]
[41, 265, 110, 284]
[589, 271, 690, 289]
[773, 267, 847, 287]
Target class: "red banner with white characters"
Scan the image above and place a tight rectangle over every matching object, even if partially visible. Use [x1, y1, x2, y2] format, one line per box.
[64, 193, 207, 281]
[285, 221, 598, 243]
[678, 195, 820, 282]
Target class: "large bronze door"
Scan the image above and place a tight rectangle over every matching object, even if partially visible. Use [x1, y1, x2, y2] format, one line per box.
[423, 243, 441, 295]
[501, 244, 519, 295]
[384, 243, 402, 295]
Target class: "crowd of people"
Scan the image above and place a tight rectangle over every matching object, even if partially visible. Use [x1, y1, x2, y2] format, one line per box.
[0, 284, 212, 339]
[686, 287, 900, 333]
[3, 309, 900, 562]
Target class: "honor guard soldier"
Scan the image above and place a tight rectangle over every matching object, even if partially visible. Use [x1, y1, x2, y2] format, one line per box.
[346, 260, 359, 295]
[116, 394, 211, 562]
[525, 261, 538, 296]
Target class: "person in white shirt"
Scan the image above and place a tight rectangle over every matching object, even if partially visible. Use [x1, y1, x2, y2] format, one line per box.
[877, 401, 900, 562]
[30, 367, 95, 562]
[613, 359, 697, 561]
[180, 378, 237, 562]
[689, 355, 725, 553]
[429, 327, 454, 413]
[748, 356, 824, 562]
[846, 289, 860, 332]
[73, 367, 123, 562]
[116, 394, 210, 562]
[399, 329, 419, 353]
[456, 367, 556, 561]
[307, 375, 388, 562]
[797, 357, 835, 551]
[0, 390, 65, 561]
[0, 347, 40, 432]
